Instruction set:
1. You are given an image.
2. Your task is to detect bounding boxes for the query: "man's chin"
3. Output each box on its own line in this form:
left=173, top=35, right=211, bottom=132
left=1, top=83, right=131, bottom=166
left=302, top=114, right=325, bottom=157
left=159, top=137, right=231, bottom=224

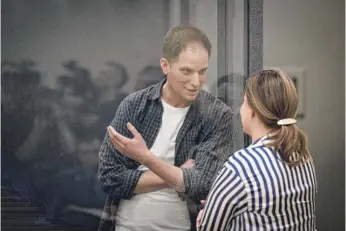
left=184, top=94, right=198, bottom=102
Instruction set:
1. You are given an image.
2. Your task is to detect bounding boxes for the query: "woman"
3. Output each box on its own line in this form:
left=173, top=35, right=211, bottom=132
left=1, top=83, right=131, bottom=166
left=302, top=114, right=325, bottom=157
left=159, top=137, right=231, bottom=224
left=197, top=69, right=317, bottom=230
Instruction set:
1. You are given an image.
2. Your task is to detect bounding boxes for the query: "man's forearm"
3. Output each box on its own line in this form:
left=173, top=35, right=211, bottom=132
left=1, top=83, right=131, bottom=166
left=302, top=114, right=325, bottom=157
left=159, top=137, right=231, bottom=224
left=134, top=171, right=170, bottom=194
left=144, top=153, right=185, bottom=192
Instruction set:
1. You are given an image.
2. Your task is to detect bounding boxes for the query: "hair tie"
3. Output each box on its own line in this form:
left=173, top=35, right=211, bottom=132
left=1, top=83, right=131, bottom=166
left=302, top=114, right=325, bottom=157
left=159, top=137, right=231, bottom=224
left=277, top=118, right=297, bottom=126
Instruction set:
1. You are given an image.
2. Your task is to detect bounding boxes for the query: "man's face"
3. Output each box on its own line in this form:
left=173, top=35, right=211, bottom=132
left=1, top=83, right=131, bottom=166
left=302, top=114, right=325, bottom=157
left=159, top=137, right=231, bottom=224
left=162, top=43, right=209, bottom=103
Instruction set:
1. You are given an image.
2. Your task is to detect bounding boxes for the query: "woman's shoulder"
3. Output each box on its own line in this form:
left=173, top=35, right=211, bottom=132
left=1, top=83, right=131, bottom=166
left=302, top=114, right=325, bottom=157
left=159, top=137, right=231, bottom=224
left=224, top=145, right=276, bottom=174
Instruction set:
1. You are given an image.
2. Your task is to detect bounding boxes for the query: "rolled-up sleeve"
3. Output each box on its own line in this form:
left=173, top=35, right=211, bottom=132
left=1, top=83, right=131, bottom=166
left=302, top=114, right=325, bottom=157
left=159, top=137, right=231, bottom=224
left=182, top=109, right=233, bottom=201
left=98, top=98, right=144, bottom=200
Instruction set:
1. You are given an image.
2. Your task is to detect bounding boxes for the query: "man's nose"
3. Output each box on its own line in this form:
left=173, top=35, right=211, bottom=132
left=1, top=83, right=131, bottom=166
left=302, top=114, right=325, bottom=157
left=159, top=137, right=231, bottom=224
left=190, top=73, right=200, bottom=88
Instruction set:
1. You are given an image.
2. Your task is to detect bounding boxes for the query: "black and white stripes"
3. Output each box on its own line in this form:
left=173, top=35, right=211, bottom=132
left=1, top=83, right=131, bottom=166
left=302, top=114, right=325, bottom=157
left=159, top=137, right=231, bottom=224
left=199, top=136, right=317, bottom=231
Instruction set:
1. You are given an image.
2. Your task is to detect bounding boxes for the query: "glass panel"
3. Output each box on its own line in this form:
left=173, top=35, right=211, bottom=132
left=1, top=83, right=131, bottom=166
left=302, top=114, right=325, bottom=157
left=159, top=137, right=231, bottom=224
left=184, top=0, right=246, bottom=152
left=1, top=0, right=248, bottom=229
left=2, top=0, right=169, bottom=229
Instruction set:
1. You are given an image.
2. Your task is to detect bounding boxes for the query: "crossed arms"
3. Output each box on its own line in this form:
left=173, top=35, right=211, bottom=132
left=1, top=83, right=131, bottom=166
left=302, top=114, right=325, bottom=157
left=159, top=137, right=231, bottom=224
left=98, top=98, right=233, bottom=202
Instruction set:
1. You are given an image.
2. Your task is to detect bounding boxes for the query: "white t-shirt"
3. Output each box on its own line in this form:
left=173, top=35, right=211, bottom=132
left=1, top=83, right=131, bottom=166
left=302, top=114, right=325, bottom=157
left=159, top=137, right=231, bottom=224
left=115, top=99, right=191, bottom=231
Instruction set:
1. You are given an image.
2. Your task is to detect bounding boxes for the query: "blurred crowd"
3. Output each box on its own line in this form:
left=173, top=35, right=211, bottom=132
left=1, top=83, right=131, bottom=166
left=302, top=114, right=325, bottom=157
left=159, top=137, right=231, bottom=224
left=1, top=60, right=164, bottom=227
left=1, top=59, right=241, bottom=228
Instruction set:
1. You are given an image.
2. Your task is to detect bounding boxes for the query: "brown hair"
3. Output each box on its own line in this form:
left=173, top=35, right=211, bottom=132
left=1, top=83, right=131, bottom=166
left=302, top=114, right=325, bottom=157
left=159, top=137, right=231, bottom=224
left=163, top=25, right=212, bottom=62
left=245, top=69, right=311, bottom=165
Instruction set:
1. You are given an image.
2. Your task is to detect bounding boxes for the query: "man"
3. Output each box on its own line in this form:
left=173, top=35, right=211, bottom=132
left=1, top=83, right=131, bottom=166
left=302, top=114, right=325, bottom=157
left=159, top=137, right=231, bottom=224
left=98, top=25, right=233, bottom=231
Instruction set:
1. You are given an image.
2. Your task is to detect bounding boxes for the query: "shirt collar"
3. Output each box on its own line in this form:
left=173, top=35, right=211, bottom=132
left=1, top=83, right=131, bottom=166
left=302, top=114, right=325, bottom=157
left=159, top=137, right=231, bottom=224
left=148, top=77, right=166, bottom=100
left=250, top=135, right=269, bottom=148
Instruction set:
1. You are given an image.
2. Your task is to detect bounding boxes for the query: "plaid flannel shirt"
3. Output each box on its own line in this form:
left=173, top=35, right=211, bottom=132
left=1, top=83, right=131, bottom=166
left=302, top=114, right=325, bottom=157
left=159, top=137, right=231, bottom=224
left=98, top=78, right=233, bottom=231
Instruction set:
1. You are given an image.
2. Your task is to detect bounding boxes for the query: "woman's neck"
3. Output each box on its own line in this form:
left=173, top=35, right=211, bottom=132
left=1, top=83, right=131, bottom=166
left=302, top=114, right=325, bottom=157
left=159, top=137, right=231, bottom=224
left=250, top=124, right=272, bottom=143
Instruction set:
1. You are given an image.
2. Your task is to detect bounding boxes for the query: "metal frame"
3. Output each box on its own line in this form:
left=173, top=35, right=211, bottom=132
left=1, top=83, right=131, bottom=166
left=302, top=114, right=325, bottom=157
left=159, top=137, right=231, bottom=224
left=217, top=0, right=228, bottom=79
left=244, top=0, right=263, bottom=146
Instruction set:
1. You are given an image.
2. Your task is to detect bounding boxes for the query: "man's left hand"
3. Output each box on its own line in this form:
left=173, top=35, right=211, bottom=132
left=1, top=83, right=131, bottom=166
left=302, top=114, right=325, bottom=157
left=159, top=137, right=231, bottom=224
left=107, top=122, right=151, bottom=164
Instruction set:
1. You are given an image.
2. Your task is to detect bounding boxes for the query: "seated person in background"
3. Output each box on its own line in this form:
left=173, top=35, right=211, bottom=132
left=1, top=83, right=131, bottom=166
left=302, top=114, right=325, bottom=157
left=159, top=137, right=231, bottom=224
left=197, top=69, right=317, bottom=231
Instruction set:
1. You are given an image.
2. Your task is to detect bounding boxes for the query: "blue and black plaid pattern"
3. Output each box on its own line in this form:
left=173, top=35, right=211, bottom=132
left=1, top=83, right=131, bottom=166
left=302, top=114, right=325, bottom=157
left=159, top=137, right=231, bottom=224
left=98, top=78, right=233, bottom=231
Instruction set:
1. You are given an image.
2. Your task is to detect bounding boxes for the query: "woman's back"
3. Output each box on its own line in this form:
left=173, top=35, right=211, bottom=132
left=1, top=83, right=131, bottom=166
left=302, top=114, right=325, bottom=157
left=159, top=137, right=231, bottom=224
left=225, top=137, right=317, bottom=230
left=199, top=137, right=317, bottom=231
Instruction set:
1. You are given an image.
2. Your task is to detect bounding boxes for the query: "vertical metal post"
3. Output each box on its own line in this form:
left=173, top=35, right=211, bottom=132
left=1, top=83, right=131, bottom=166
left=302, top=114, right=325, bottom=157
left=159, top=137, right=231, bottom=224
left=244, top=0, right=263, bottom=146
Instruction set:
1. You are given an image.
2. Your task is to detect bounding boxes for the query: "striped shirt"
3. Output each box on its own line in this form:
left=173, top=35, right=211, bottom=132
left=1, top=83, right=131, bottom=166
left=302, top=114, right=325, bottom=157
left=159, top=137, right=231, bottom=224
left=199, top=136, right=317, bottom=231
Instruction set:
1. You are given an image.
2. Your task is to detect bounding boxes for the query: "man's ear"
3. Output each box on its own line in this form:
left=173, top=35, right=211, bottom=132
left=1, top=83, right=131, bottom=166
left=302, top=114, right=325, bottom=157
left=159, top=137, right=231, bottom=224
left=160, top=58, right=170, bottom=75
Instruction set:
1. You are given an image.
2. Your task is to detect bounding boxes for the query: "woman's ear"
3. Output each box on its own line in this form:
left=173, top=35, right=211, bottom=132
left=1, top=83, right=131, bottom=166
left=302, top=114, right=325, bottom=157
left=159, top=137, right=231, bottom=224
left=250, top=109, right=256, bottom=120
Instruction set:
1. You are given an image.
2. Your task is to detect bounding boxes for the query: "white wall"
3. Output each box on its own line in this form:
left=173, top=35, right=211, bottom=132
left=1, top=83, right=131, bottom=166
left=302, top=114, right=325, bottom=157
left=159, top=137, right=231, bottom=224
left=263, top=0, right=345, bottom=230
